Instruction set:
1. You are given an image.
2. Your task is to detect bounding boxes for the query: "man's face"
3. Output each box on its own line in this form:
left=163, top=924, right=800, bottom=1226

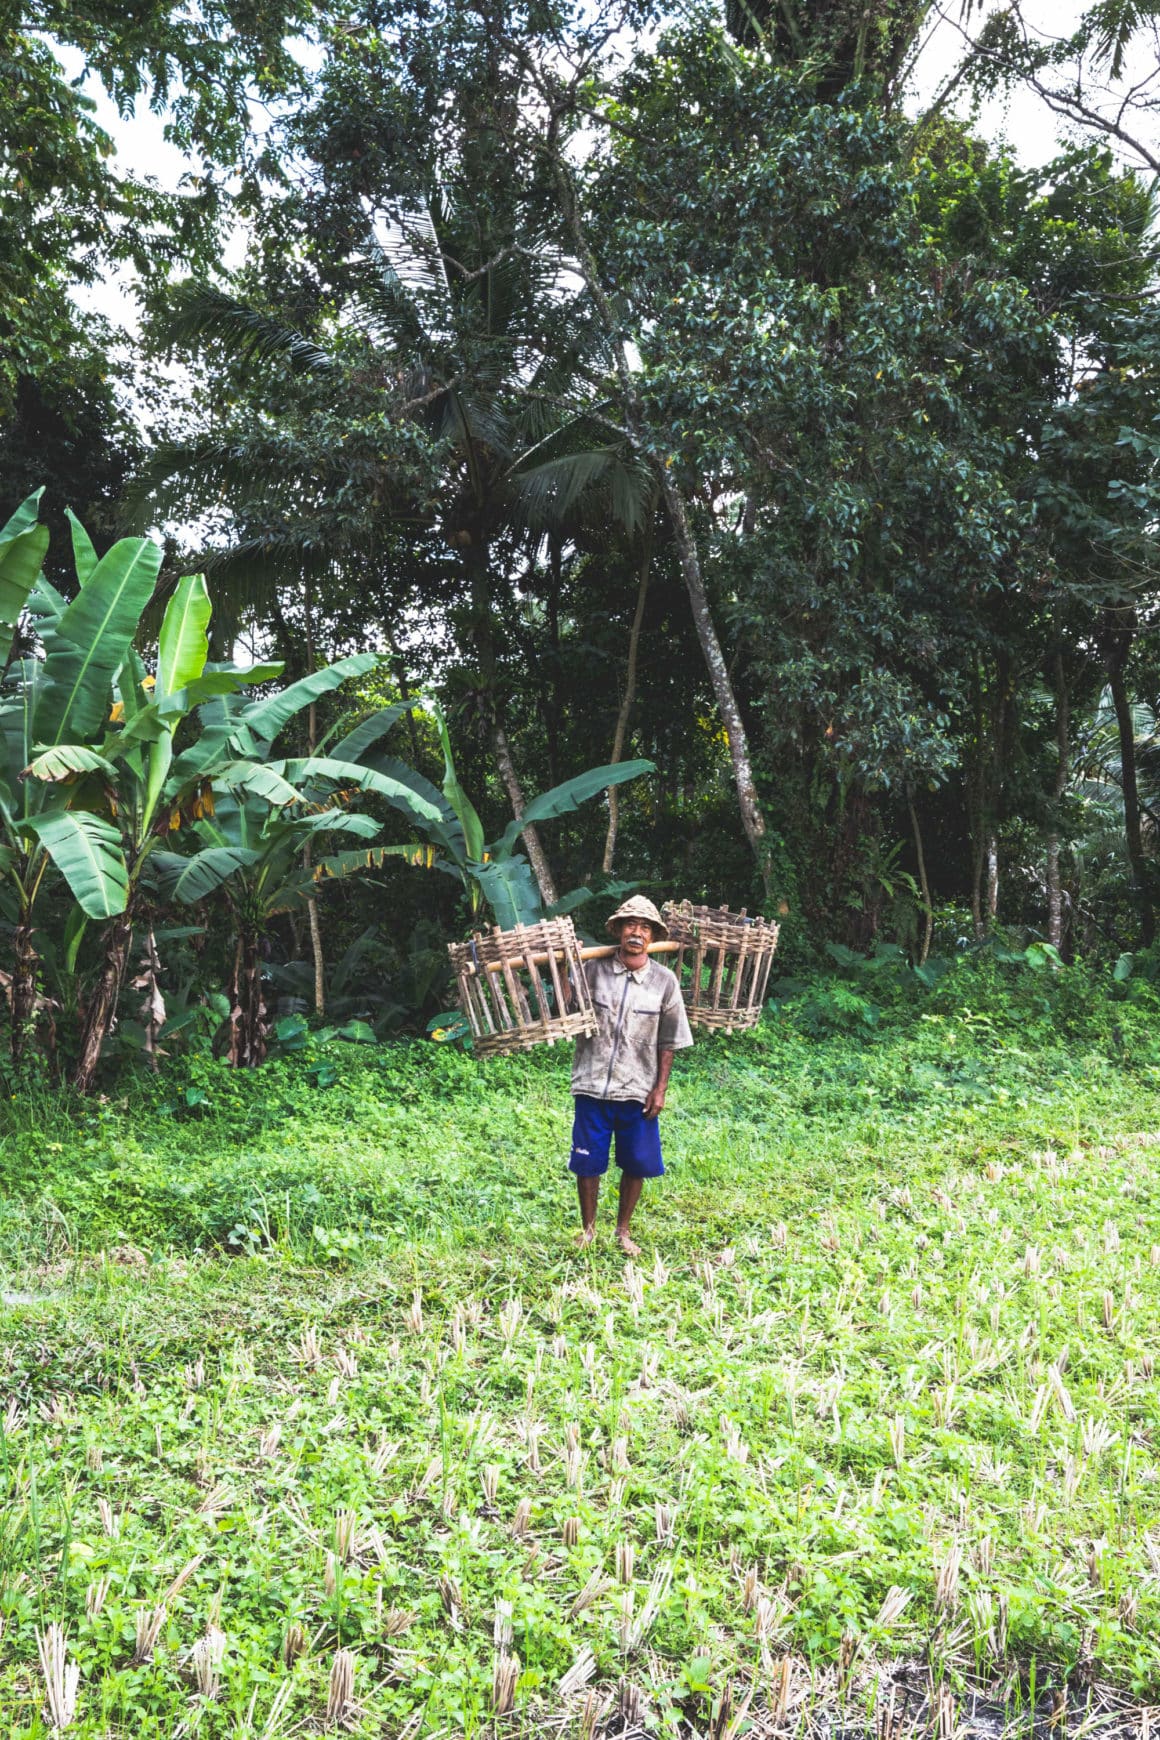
left=617, top=917, right=653, bottom=959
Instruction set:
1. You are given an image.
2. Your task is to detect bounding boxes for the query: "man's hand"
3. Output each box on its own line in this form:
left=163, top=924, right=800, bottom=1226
left=643, top=1085, right=665, bottom=1120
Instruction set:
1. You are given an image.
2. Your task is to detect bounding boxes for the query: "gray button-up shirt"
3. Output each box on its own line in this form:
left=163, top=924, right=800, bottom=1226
left=571, top=955, right=694, bottom=1103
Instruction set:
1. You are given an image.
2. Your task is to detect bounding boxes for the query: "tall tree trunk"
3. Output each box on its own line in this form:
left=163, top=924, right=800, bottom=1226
left=548, top=136, right=770, bottom=893
left=658, top=471, right=768, bottom=887
left=1044, top=840, right=1062, bottom=948
left=386, top=625, right=423, bottom=765
left=603, top=518, right=654, bottom=876
left=1106, top=636, right=1155, bottom=946
left=907, top=792, right=933, bottom=966
left=492, top=721, right=559, bottom=906
left=544, top=536, right=563, bottom=789
left=226, top=926, right=268, bottom=1068
left=302, top=573, right=326, bottom=1015
left=134, top=927, right=166, bottom=1072
left=1046, top=651, right=1070, bottom=948
left=985, top=833, right=999, bottom=923
left=970, top=839, right=985, bottom=940
left=72, top=910, right=135, bottom=1094
left=466, top=542, right=558, bottom=908
left=306, top=895, right=325, bottom=1016
left=967, top=666, right=987, bottom=940
left=984, top=652, right=1016, bottom=930
left=968, top=661, right=1011, bottom=939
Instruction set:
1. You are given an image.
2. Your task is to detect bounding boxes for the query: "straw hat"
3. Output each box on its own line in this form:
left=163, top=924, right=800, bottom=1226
left=606, top=895, right=669, bottom=940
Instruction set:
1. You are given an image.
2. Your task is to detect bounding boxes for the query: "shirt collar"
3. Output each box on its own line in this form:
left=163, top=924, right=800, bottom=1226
left=611, top=954, right=650, bottom=983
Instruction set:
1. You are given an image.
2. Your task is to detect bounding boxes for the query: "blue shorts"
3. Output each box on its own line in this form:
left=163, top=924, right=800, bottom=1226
left=569, top=1094, right=664, bottom=1179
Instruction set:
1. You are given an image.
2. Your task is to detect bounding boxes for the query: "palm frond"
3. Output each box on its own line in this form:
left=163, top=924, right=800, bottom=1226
left=509, top=448, right=619, bottom=524
left=508, top=435, right=654, bottom=537
left=163, top=282, right=338, bottom=375
left=365, top=200, right=455, bottom=325
left=131, top=434, right=353, bottom=526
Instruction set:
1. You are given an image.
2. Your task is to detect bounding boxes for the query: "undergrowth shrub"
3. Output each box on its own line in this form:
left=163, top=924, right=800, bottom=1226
left=0, top=956, right=1156, bottom=1266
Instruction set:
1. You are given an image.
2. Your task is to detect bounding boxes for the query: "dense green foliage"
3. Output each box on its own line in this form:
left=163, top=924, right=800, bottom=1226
left=0, top=498, right=663, bottom=1077
left=2, top=985, right=1160, bottom=1729
left=0, top=2, right=1158, bottom=1072
left=4, top=12, right=1160, bottom=1731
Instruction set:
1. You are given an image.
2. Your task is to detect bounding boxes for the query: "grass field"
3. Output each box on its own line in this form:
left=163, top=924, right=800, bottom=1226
left=3, top=977, right=1160, bottom=1736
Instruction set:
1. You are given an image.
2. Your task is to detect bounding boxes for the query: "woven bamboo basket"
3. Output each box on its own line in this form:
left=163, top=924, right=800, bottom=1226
left=448, top=917, right=598, bottom=1059
left=661, top=900, right=780, bottom=1034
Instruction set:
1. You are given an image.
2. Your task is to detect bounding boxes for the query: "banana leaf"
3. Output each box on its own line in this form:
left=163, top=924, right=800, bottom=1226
left=280, top=810, right=382, bottom=840
left=325, top=699, right=423, bottom=764
left=493, top=758, right=655, bottom=858
left=25, top=810, right=129, bottom=919
left=153, top=845, right=262, bottom=902
left=0, top=490, right=43, bottom=545
left=361, top=753, right=464, bottom=857
left=0, top=517, right=49, bottom=668
left=216, top=760, right=304, bottom=807
left=312, top=842, right=447, bottom=884
left=156, top=573, right=211, bottom=702
left=0, top=659, right=53, bottom=821
left=23, top=744, right=119, bottom=782
left=64, top=508, right=99, bottom=585
left=429, top=701, right=485, bottom=862
left=471, top=854, right=542, bottom=928
left=33, top=535, right=163, bottom=746
left=239, top=653, right=380, bottom=745
left=158, top=663, right=283, bottom=718
left=547, top=878, right=641, bottom=918
left=281, top=757, right=448, bottom=829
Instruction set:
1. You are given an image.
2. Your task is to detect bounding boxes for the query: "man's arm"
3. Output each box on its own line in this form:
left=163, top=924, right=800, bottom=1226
left=643, top=1047, right=674, bottom=1119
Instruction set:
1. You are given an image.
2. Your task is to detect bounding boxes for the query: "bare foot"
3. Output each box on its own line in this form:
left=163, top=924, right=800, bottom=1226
left=575, top=1226, right=596, bottom=1249
left=616, top=1229, right=641, bottom=1257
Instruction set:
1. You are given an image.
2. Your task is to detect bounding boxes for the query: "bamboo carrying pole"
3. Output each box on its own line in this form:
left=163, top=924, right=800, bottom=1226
left=448, top=905, right=779, bottom=1052
left=465, top=940, right=679, bottom=978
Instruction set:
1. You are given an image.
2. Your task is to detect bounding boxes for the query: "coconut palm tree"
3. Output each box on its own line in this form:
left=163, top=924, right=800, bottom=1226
left=140, top=192, right=651, bottom=910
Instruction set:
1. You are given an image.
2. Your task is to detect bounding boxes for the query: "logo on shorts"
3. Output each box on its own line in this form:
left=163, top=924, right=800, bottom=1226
left=573, top=1147, right=589, bottom=1156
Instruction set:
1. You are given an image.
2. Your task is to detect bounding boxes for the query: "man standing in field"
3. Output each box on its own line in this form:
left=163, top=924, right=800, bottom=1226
left=568, top=896, right=693, bottom=1254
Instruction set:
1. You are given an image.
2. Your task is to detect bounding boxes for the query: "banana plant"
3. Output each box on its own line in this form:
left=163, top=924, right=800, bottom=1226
left=0, top=497, right=165, bottom=1067
left=317, top=698, right=655, bottom=929
left=153, top=683, right=451, bottom=1066
left=23, top=564, right=291, bottom=1089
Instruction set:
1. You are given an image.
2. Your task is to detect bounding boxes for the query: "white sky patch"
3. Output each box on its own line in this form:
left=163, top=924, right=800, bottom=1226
left=905, top=0, right=1159, bottom=167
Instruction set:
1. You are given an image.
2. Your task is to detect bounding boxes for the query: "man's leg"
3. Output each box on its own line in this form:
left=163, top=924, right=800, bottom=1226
left=570, top=1096, right=611, bottom=1247
left=612, top=1101, right=663, bottom=1255
left=576, top=1175, right=600, bottom=1247
left=616, top=1173, right=644, bottom=1255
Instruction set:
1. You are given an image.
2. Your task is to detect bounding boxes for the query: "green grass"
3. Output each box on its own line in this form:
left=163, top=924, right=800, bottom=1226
left=2, top=987, right=1160, bottom=1735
